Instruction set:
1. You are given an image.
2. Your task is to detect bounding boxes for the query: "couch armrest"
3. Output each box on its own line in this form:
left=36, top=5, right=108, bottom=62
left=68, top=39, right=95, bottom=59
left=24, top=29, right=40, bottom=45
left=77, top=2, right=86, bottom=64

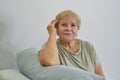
left=0, top=69, right=30, bottom=80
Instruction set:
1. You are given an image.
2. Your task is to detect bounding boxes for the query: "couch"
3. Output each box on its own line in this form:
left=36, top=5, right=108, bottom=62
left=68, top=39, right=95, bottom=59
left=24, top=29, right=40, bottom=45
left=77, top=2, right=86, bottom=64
left=0, top=48, right=104, bottom=80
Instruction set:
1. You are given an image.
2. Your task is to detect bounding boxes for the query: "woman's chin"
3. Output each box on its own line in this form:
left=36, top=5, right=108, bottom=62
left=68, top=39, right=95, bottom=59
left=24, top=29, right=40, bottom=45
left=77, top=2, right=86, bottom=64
left=62, top=38, right=74, bottom=42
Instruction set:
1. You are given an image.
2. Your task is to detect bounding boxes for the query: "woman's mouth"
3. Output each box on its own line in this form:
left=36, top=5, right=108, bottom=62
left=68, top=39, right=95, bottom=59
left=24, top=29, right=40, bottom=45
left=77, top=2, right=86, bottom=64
left=64, top=33, right=72, bottom=36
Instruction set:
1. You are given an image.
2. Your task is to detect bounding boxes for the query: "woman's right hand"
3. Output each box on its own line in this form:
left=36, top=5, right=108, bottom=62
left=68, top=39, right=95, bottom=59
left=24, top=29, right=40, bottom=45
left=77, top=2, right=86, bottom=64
left=47, top=20, right=58, bottom=36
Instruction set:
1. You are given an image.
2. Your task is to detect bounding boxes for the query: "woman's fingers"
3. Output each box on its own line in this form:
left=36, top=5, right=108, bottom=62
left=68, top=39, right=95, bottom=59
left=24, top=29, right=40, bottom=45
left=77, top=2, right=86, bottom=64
left=47, top=20, right=58, bottom=35
left=49, top=20, right=57, bottom=28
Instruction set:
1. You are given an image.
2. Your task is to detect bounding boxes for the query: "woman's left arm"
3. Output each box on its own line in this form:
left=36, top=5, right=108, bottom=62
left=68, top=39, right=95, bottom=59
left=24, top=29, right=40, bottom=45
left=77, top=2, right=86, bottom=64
left=94, top=64, right=105, bottom=78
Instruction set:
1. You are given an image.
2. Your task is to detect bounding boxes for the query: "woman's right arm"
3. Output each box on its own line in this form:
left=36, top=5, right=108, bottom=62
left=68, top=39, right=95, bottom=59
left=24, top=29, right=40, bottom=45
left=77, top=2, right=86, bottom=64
left=38, top=20, right=60, bottom=66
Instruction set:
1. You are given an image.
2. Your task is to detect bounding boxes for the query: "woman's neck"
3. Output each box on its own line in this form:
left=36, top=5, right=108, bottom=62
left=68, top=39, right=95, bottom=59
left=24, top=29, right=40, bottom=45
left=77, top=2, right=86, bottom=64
left=58, top=38, right=79, bottom=53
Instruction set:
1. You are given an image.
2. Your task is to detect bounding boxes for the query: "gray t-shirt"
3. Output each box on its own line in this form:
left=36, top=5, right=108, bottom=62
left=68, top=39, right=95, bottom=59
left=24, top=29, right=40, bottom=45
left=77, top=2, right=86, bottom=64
left=40, top=39, right=100, bottom=73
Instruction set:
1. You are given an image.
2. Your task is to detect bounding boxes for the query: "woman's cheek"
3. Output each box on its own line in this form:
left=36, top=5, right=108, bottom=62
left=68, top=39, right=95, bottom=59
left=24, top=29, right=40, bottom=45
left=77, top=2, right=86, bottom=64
left=57, top=27, right=63, bottom=34
left=57, top=29, right=62, bottom=36
left=74, top=29, right=78, bottom=35
left=58, top=31, right=63, bottom=36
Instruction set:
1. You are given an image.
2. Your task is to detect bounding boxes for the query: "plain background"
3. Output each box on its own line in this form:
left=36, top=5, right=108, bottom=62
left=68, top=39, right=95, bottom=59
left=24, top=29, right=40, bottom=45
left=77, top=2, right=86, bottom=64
left=0, top=0, right=120, bottom=80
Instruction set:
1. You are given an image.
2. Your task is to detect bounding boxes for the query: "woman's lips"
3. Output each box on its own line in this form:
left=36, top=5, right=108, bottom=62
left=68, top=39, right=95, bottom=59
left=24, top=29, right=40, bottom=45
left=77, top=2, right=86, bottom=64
left=64, top=33, right=72, bottom=36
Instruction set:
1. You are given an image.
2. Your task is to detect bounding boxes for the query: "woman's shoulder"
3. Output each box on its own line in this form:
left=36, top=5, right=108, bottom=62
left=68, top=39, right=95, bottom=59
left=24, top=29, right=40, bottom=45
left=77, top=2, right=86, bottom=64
left=78, top=39, right=94, bottom=48
left=78, top=39, right=91, bottom=45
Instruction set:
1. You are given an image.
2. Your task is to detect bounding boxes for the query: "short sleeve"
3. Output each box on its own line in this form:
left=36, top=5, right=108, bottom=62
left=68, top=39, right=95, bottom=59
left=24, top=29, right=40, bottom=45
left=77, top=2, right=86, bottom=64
left=89, top=43, right=100, bottom=66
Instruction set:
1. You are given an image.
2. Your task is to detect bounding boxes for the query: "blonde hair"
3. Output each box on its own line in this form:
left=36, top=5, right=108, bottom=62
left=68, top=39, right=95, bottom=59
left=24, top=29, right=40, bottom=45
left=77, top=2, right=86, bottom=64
left=55, top=10, right=81, bottom=29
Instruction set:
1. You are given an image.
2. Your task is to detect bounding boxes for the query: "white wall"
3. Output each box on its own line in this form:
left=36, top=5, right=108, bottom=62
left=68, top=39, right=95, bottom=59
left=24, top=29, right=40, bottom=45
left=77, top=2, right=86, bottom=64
left=0, top=0, right=120, bottom=80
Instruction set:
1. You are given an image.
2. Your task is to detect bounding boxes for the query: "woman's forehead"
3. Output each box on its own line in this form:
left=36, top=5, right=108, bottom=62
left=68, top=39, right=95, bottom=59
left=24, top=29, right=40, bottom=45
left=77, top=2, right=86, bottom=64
left=59, top=17, right=77, bottom=22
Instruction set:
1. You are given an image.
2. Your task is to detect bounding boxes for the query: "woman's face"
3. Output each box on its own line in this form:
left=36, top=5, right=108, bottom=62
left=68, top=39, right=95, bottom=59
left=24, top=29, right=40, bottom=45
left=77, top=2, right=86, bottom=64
left=57, top=17, right=78, bottom=42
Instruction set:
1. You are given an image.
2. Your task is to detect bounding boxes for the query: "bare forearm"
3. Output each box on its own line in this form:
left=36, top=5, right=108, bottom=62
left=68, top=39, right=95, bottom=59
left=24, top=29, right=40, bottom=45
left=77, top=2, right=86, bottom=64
left=95, top=64, right=105, bottom=78
left=39, top=33, right=60, bottom=66
left=47, top=33, right=57, bottom=51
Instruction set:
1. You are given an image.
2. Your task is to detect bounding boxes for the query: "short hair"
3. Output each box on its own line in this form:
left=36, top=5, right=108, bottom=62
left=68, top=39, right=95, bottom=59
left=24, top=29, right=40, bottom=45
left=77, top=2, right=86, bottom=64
left=55, top=10, right=81, bottom=29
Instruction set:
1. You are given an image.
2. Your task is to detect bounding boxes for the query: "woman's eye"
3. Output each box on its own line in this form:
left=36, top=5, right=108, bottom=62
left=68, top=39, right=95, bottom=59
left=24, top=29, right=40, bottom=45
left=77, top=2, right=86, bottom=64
left=71, top=24, right=76, bottom=27
left=62, top=24, right=67, bottom=26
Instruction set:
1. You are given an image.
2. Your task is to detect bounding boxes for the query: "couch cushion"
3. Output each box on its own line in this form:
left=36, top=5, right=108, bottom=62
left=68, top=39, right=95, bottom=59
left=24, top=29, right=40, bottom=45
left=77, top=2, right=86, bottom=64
left=0, top=69, right=30, bottom=80
left=17, top=48, right=104, bottom=80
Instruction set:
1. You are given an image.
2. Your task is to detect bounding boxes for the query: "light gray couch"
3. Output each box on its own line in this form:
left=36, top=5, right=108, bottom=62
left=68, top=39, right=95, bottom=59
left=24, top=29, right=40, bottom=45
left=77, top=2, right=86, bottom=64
left=0, top=69, right=30, bottom=80
left=0, top=48, right=104, bottom=80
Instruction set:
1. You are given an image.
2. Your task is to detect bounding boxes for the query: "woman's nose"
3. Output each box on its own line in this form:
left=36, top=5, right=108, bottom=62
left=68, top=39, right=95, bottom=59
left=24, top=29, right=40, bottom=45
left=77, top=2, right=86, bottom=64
left=66, top=26, right=72, bottom=30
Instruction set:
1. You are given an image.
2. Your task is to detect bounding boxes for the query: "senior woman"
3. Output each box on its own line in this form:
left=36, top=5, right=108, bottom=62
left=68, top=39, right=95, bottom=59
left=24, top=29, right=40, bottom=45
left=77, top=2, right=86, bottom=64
left=38, top=10, right=105, bottom=78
